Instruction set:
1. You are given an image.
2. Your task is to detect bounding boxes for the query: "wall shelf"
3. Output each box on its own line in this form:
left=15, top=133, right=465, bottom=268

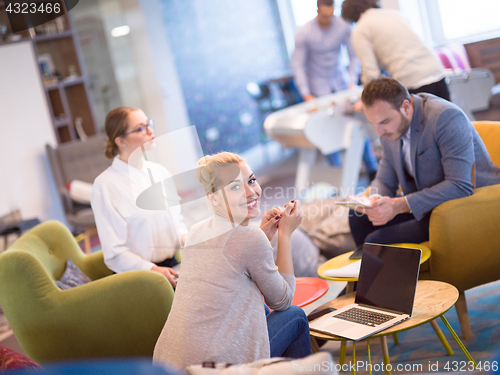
left=54, top=118, right=70, bottom=128
left=45, top=76, right=86, bottom=90
left=34, top=31, right=73, bottom=42
left=0, top=1, right=98, bottom=143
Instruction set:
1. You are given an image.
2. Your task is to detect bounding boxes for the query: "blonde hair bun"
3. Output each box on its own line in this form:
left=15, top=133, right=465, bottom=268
left=196, top=152, right=244, bottom=193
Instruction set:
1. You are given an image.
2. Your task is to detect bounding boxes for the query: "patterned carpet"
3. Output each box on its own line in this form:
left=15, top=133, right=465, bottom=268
left=303, top=279, right=500, bottom=374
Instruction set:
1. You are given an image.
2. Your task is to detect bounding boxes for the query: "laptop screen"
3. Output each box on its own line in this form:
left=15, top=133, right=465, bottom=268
left=354, top=243, right=421, bottom=315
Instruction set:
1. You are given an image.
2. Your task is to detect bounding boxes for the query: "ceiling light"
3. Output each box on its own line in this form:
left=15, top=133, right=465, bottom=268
left=111, top=25, right=130, bottom=37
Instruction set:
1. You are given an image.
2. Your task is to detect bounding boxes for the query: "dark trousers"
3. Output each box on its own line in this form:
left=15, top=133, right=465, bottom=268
left=409, top=78, right=450, bottom=101
left=154, top=256, right=179, bottom=268
left=349, top=210, right=430, bottom=247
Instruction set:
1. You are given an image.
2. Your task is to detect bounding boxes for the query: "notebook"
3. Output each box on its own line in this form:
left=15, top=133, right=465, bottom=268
left=309, top=243, right=421, bottom=341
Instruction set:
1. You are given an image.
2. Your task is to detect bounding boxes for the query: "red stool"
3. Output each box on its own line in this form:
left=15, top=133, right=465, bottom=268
left=292, top=277, right=329, bottom=308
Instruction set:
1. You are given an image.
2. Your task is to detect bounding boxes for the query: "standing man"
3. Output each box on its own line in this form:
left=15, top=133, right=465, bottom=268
left=292, top=0, right=358, bottom=101
left=349, top=78, right=500, bottom=246
left=342, top=0, right=450, bottom=100
left=292, top=0, right=378, bottom=178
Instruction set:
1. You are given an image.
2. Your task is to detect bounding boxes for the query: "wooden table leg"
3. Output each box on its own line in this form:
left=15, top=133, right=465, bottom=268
left=346, top=282, right=355, bottom=294
left=83, top=232, right=91, bottom=254
left=367, top=338, right=372, bottom=375
left=380, top=336, right=391, bottom=375
left=82, top=226, right=97, bottom=254
left=455, top=292, right=472, bottom=340
left=339, top=340, right=347, bottom=366
left=430, top=319, right=454, bottom=355
left=352, top=341, right=356, bottom=375
left=440, top=315, right=477, bottom=366
left=392, top=333, right=399, bottom=345
left=310, top=336, right=320, bottom=353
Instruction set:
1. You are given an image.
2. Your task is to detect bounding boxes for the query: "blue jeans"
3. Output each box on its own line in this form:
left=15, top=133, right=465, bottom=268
left=265, top=304, right=311, bottom=358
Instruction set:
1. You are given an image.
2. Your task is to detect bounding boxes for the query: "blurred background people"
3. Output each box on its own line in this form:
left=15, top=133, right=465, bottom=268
left=292, top=0, right=357, bottom=102
left=342, top=0, right=450, bottom=100
left=292, top=0, right=377, bottom=179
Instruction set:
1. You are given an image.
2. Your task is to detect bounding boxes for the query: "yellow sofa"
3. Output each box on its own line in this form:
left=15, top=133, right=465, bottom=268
left=0, top=220, right=174, bottom=363
left=419, top=121, right=500, bottom=340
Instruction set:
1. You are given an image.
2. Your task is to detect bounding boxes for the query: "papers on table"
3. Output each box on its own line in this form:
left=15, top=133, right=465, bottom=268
left=336, top=195, right=372, bottom=210
left=324, top=260, right=361, bottom=278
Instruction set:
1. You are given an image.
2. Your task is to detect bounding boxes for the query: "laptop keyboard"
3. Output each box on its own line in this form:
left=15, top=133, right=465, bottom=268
left=334, top=307, right=395, bottom=327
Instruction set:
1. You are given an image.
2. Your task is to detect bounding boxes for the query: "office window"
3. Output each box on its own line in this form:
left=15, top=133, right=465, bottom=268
left=425, top=0, right=500, bottom=44
left=290, top=0, right=317, bottom=28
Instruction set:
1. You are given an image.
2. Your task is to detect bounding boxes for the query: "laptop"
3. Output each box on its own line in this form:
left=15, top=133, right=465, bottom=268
left=309, top=243, right=421, bottom=341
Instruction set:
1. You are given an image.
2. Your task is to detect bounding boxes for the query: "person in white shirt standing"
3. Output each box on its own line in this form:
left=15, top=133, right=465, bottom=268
left=341, top=0, right=450, bottom=101
left=91, top=106, right=187, bottom=288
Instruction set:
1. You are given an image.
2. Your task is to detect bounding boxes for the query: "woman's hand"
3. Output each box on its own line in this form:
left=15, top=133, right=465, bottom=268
left=278, top=200, right=303, bottom=237
left=151, top=265, right=178, bottom=288
left=260, top=206, right=283, bottom=241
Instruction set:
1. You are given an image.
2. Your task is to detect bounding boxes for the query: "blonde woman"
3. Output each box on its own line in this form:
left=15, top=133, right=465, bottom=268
left=91, top=106, right=187, bottom=288
left=153, top=152, right=311, bottom=368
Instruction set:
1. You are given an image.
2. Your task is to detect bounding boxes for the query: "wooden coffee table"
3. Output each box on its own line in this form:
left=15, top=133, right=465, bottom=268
left=310, top=280, right=476, bottom=375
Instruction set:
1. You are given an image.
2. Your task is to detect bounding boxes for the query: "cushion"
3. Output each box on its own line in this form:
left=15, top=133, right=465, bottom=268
left=55, top=259, right=92, bottom=290
left=0, top=344, right=41, bottom=371
left=66, top=179, right=93, bottom=204
left=299, top=197, right=356, bottom=259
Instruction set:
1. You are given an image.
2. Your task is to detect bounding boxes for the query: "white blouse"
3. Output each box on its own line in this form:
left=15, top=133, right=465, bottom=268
left=91, top=156, right=187, bottom=273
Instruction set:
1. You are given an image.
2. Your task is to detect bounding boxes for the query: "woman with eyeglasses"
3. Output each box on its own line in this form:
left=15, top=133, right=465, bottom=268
left=91, top=106, right=187, bottom=288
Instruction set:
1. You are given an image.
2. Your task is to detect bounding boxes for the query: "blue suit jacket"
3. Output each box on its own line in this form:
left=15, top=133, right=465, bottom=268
left=371, top=94, right=500, bottom=221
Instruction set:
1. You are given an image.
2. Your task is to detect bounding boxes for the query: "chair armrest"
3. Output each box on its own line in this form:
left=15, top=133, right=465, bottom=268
left=59, top=188, right=74, bottom=214
left=79, top=251, right=114, bottom=280
left=10, top=268, right=173, bottom=363
left=427, top=184, right=500, bottom=291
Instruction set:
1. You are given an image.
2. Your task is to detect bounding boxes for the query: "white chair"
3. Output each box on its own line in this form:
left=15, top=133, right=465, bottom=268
left=435, top=43, right=496, bottom=120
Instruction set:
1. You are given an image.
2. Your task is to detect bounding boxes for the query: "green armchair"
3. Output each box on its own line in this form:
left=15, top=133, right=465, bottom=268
left=0, top=220, right=174, bottom=364
left=419, top=121, right=500, bottom=340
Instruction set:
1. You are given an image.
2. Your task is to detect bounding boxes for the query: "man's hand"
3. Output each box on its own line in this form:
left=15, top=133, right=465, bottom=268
left=357, top=196, right=410, bottom=226
left=303, top=94, right=316, bottom=102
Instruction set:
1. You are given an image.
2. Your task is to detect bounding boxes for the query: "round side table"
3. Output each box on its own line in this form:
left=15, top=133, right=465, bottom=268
left=310, top=280, right=476, bottom=375
left=318, top=243, right=431, bottom=293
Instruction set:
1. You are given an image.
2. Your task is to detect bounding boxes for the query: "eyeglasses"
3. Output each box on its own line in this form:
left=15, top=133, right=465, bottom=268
left=121, top=119, right=154, bottom=137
